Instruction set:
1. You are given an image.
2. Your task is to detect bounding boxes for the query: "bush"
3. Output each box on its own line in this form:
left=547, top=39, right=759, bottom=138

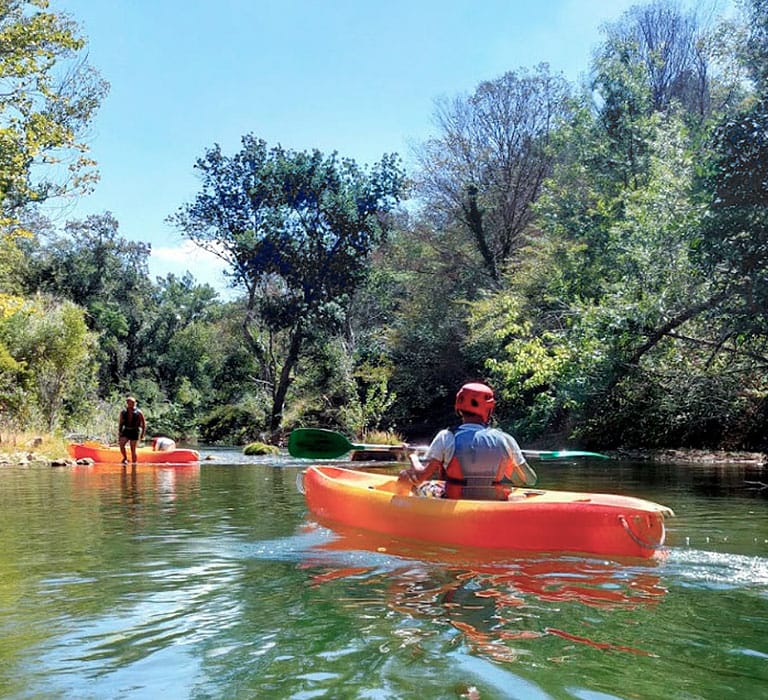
left=199, top=405, right=265, bottom=445
left=243, top=441, right=279, bottom=456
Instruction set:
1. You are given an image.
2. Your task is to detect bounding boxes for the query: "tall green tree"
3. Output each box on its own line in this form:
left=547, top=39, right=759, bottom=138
left=458, top=2, right=757, bottom=447
left=21, top=213, right=154, bottom=391
left=469, top=112, right=714, bottom=443
left=739, top=0, right=768, bottom=91
left=170, top=135, right=406, bottom=435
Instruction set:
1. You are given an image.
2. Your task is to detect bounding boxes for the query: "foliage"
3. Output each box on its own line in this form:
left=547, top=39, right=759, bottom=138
left=0, top=0, right=107, bottom=218
left=243, top=441, right=279, bottom=456
left=198, top=403, right=268, bottom=446
left=21, top=213, right=154, bottom=390
left=695, top=99, right=768, bottom=331
left=469, top=94, right=721, bottom=445
left=414, top=63, right=573, bottom=283
left=0, top=294, right=98, bottom=431
left=739, top=0, right=768, bottom=92
left=171, top=135, right=406, bottom=435
left=451, top=2, right=768, bottom=448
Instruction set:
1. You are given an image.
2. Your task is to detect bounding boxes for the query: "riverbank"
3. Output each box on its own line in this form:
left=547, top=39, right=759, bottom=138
left=1, top=430, right=767, bottom=467
left=0, top=433, right=70, bottom=466
left=609, top=448, right=767, bottom=465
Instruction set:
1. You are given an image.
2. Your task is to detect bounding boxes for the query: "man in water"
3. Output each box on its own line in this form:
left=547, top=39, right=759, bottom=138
left=118, top=396, right=146, bottom=464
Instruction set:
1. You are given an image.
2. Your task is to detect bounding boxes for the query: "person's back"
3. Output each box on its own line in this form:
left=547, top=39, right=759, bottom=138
left=152, top=436, right=176, bottom=452
left=448, top=423, right=514, bottom=499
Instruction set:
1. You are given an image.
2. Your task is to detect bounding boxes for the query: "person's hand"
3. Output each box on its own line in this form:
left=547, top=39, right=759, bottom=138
left=398, top=467, right=418, bottom=484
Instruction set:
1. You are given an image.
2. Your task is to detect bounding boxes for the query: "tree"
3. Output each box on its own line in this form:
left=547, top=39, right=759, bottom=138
left=0, top=295, right=97, bottom=430
left=170, top=135, right=406, bottom=435
left=0, top=0, right=108, bottom=220
left=739, top=0, right=768, bottom=92
left=595, top=1, right=727, bottom=121
left=21, top=213, right=154, bottom=390
left=468, top=111, right=715, bottom=443
left=695, top=97, right=768, bottom=335
left=145, top=272, right=219, bottom=394
left=415, top=64, right=573, bottom=284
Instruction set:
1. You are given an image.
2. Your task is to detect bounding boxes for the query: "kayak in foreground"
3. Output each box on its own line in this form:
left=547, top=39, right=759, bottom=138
left=300, top=465, right=674, bottom=560
left=68, top=442, right=200, bottom=464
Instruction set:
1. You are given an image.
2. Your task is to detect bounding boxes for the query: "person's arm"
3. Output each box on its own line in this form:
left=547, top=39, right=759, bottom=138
left=139, top=412, right=146, bottom=440
left=398, top=430, right=450, bottom=485
left=501, top=433, right=538, bottom=486
left=399, top=455, right=442, bottom=485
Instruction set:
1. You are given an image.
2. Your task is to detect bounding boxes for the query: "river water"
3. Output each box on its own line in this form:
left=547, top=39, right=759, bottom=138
left=0, top=449, right=766, bottom=699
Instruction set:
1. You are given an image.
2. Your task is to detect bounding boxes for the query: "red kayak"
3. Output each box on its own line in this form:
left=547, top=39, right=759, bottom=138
left=301, top=465, right=674, bottom=559
left=68, top=442, right=200, bottom=464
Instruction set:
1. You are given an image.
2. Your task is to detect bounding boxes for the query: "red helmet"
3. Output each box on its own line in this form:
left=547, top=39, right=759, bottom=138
left=455, top=382, right=495, bottom=422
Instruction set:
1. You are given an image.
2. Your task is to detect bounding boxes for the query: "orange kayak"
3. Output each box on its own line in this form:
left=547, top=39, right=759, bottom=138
left=301, top=465, right=674, bottom=559
left=68, top=442, right=200, bottom=464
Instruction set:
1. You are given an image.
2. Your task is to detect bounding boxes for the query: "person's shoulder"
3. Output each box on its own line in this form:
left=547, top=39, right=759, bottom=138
left=486, top=426, right=514, bottom=440
left=429, top=428, right=453, bottom=445
left=434, top=427, right=455, bottom=439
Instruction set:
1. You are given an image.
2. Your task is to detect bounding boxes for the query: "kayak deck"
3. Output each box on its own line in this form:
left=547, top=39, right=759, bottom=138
left=301, top=465, right=673, bottom=559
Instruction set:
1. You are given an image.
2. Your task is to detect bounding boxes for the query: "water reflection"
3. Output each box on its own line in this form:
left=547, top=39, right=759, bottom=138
left=298, top=523, right=667, bottom=663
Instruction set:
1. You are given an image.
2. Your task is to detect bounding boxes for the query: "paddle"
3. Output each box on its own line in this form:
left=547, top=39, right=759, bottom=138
left=287, top=428, right=609, bottom=461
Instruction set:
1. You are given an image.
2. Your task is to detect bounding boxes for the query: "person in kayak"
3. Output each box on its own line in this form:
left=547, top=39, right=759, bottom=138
left=118, top=396, right=146, bottom=464
left=152, top=436, right=177, bottom=452
left=398, top=382, right=537, bottom=499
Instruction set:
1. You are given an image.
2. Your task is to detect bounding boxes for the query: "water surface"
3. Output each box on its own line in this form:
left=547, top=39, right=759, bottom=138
left=0, top=450, right=766, bottom=699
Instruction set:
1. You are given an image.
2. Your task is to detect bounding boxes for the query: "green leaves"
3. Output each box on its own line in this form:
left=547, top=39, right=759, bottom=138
left=0, top=295, right=98, bottom=430
left=0, top=1, right=107, bottom=216
left=172, top=135, right=406, bottom=432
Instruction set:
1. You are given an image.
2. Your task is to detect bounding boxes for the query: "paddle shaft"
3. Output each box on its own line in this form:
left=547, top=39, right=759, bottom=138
left=287, top=428, right=609, bottom=461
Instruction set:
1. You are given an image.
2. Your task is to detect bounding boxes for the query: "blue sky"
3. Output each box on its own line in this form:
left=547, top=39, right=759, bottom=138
left=49, top=0, right=726, bottom=295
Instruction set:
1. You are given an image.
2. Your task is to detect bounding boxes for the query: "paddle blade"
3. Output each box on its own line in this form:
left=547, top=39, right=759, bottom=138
left=288, top=428, right=355, bottom=459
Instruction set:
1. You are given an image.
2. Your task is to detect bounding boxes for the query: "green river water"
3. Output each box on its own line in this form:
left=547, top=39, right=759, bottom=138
left=0, top=449, right=766, bottom=699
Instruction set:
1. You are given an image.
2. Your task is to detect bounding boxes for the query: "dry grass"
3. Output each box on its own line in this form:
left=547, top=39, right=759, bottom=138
left=0, top=431, right=70, bottom=461
left=361, top=429, right=405, bottom=446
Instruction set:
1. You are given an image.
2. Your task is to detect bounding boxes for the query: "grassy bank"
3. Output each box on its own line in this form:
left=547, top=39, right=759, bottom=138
left=0, top=432, right=70, bottom=463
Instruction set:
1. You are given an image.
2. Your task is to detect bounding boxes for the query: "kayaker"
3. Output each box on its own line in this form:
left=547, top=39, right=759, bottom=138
left=118, top=396, right=146, bottom=464
left=398, top=382, right=537, bottom=499
left=152, top=436, right=176, bottom=452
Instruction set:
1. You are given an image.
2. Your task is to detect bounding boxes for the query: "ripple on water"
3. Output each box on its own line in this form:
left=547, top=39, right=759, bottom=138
left=664, top=548, right=768, bottom=590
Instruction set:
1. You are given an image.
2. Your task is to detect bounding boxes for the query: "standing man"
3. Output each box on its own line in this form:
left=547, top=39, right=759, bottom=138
left=118, top=396, right=146, bottom=464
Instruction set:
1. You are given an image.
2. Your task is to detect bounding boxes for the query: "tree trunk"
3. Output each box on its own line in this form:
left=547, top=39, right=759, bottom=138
left=269, top=328, right=303, bottom=439
left=463, top=185, right=498, bottom=281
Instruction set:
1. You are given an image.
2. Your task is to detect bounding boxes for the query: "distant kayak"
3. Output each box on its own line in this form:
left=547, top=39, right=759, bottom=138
left=68, top=442, right=200, bottom=464
left=300, top=465, right=674, bottom=559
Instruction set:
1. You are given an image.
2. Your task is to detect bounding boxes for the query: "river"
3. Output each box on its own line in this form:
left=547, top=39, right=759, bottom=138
left=0, top=449, right=766, bottom=699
